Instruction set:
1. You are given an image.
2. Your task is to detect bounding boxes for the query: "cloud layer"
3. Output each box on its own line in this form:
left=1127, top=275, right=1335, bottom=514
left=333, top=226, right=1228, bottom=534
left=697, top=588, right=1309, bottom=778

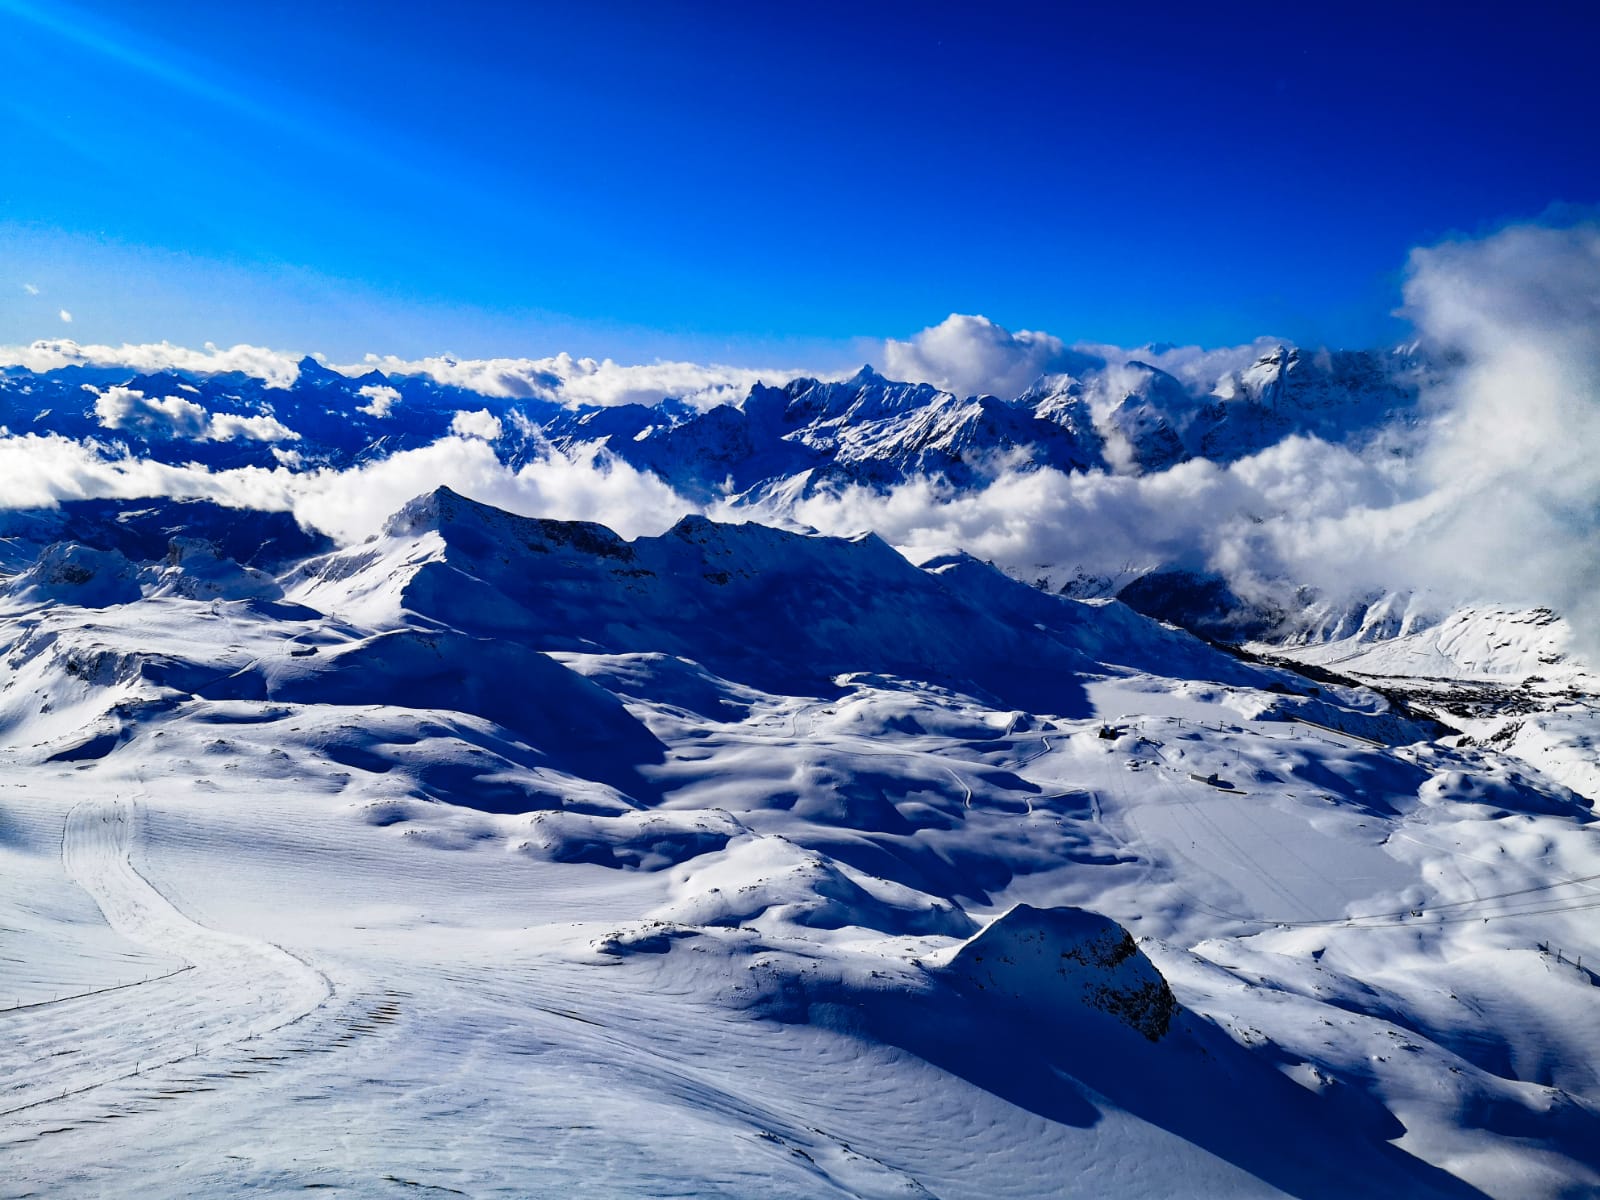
left=2, top=339, right=306, bottom=387
left=0, top=339, right=820, bottom=411
left=0, top=432, right=690, bottom=545
left=348, top=350, right=808, bottom=410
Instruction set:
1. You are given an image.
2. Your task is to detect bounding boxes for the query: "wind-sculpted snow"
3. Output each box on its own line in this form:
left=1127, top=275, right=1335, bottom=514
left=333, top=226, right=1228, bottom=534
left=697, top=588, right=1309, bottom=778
left=269, top=628, right=668, bottom=796
left=3, top=489, right=1600, bottom=1198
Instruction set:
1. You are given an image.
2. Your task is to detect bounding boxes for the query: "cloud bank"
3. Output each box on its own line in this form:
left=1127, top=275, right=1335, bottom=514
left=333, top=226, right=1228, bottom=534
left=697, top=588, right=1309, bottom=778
left=0, top=433, right=690, bottom=545
left=349, top=350, right=807, bottom=410
left=0, top=339, right=819, bottom=411
left=2, top=339, right=305, bottom=388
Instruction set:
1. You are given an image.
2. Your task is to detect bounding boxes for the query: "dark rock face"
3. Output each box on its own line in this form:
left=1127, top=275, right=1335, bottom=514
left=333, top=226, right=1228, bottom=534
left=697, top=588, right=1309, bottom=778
left=1117, top=568, right=1283, bottom=642
left=936, top=903, right=1178, bottom=1042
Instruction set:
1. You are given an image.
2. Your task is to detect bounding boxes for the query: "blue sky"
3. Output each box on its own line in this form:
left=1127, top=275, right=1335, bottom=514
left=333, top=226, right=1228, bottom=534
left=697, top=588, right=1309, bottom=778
left=2, top=0, right=1596, bottom=363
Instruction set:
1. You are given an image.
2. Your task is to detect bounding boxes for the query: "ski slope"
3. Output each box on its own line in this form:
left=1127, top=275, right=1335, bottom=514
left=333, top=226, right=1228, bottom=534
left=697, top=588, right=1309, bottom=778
left=2, top=792, right=326, bottom=1120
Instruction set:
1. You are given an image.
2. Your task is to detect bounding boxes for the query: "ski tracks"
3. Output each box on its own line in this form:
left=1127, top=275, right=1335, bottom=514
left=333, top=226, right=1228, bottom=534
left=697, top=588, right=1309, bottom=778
left=0, top=796, right=331, bottom=1118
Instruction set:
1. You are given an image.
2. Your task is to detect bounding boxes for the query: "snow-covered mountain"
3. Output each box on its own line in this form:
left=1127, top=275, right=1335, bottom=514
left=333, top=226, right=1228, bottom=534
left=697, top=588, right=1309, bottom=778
left=0, top=341, right=1424, bottom=486
left=3, top=485, right=1598, bottom=1197
left=0, top=341, right=1441, bottom=649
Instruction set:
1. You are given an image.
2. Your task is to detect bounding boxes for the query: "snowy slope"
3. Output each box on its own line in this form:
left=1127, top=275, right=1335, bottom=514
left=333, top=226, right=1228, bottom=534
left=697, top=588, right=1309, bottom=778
left=1262, top=603, right=1600, bottom=805
left=1, top=489, right=1597, bottom=1198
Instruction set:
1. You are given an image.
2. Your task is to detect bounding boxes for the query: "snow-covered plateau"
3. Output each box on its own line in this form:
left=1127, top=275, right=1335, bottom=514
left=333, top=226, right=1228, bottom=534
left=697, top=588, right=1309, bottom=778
left=1, top=474, right=1597, bottom=1199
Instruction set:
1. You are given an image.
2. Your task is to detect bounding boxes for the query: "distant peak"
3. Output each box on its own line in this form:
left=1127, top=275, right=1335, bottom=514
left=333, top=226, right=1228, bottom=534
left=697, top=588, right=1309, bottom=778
left=668, top=512, right=721, bottom=540
left=381, top=485, right=484, bottom=536
left=381, top=486, right=634, bottom=559
left=414, top=484, right=467, bottom=509
left=847, top=364, right=886, bottom=386
left=294, top=355, right=342, bottom=383
left=918, top=549, right=990, bottom=573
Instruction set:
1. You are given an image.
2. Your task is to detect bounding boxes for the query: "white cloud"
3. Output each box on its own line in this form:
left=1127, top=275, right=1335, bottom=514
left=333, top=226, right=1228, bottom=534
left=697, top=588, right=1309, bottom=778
left=0, top=433, right=299, bottom=513
left=347, top=350, right=812, bottom=410
left=203, top=411, right=300, bottom=443
left=89, top=385, right=299, bottom=443
left=1394, top=218, right=1600, bottom=649
left=880, top=314, right=1098, bottom=399
left=0, top=339, right=818, bottom=409
left=356, top=383, right=401, bottom=418
left=0, top=339, right=305, bottom=388
left=289, top=439, right=690, bottom=544
left=726, top=435, right=1406, bottom=602
left=542, top=355, right=779, bottom=410
left=449, top=409, right=503, bottom=440
left=58, top=310, right=72, bottom=324
left=22, top=283, right=39, bottom=296
left=0, top=431, right=692, bottom=546
left=93, top=385, right=210, bottom=439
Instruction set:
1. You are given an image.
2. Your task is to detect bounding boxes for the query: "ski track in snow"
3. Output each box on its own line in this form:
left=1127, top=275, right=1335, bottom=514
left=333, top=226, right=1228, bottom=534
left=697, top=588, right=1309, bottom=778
left=0, top=794, right=330, bottom=1119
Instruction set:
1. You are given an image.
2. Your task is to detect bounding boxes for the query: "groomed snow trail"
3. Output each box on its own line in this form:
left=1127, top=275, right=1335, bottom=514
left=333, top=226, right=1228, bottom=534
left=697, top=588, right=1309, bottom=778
left=0, top=796, right=329, bottom=1117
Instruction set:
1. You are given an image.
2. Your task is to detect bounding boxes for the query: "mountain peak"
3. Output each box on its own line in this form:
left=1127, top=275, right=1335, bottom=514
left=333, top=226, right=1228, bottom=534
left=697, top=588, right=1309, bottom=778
left=380, top=487, right=634, bottom=560
left=294, top=355, right=343, bottom=385
left=381, top=485, right=496, bottom=538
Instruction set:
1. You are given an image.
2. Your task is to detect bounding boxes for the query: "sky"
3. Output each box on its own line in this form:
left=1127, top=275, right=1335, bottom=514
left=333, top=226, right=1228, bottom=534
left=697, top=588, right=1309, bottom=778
left=2, top=0, right=1598, bottom=362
